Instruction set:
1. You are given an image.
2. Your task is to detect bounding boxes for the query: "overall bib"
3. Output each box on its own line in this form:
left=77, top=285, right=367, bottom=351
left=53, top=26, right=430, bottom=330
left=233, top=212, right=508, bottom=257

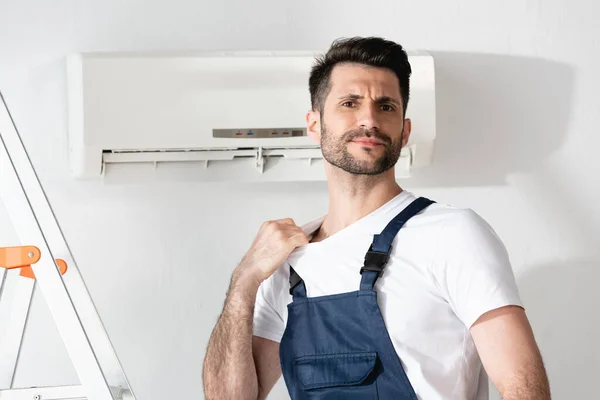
left=279, top=197, right=435, bottom=399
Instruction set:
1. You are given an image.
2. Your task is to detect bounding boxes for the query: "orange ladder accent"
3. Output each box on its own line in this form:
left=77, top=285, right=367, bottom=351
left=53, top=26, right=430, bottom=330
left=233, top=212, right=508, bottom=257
left=0, top=245, right=68, bottom=279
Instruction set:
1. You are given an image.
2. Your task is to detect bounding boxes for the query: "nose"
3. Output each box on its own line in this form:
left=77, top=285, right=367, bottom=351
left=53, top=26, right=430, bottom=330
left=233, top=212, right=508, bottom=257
left=356, top=103, right=380, bottom=131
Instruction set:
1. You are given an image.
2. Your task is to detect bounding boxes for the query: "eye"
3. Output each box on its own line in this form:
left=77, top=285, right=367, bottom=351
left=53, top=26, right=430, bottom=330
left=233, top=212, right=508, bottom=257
left=341, top=101, right=356, bottom=107
left=380, top=104, right=395, bottom=112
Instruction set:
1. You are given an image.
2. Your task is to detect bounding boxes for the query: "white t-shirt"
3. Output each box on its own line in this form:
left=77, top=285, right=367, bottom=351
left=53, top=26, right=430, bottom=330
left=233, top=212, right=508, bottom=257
left=253, top=190, right=523, bottom=400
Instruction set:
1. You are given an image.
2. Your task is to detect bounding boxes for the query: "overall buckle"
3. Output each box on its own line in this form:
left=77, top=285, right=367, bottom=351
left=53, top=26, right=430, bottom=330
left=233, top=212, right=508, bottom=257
left=289, top=267, right=302, bottom=295
left=360, top=246, right=391, bottom=277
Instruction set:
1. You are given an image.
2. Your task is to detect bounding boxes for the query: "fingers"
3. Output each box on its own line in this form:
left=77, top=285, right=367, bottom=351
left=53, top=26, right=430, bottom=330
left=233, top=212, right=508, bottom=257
left=260, top=218, right=296, bottom=231
left=272, top=220, right=309, bottom=247
left=260, top=217, right=309, bottom=247
left=275, top=217, right=296, bottom=226
left=290, top=230, right=310, bottom=247
left=283, top=225, right=310, bottom=246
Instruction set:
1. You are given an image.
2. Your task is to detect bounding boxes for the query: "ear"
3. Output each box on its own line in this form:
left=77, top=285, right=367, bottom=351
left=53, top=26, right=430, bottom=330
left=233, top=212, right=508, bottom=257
left=401, top=118, right=412, bottom=148
left=306, top=109, right=321, bottom=144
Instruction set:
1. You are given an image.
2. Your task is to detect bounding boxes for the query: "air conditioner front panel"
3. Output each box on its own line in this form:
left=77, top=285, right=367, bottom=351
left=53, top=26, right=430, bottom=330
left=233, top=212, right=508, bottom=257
left=81, top=55, right=314, bottom=150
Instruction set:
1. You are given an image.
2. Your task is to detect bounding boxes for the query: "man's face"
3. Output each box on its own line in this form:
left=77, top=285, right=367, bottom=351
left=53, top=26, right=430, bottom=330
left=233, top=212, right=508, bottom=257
left=308, top=63, right=410, bottom=176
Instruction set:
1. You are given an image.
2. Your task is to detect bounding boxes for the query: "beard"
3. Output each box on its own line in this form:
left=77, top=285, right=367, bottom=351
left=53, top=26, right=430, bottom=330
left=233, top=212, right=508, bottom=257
left=320, top=121, right=404, bottom=176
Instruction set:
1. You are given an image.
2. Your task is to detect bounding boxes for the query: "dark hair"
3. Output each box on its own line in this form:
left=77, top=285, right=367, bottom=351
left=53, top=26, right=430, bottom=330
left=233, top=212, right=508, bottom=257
left=309, top=36, right=412, bottom=115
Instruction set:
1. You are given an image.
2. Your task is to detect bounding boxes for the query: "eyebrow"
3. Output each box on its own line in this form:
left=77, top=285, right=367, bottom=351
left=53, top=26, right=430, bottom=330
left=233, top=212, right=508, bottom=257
left=338, top=94, right=402, bottom=106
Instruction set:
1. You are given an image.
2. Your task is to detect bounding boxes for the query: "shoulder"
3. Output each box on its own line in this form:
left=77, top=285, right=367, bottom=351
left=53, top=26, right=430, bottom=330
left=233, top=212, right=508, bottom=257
left=438, top=206, right=505, bottom=251
left=414, top=200, right=512, bottom=274
left=413, top=198, right=502, bottom=243
left=402, top=197, right=508, bottom=262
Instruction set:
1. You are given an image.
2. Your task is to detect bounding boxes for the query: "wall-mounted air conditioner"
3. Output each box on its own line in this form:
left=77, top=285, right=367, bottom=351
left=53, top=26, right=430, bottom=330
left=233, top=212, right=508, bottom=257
left=66, top=50, right=435, bottom=182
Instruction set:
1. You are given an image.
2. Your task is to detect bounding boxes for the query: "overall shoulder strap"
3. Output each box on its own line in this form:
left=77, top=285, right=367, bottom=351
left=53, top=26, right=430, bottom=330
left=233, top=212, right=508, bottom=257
left=360, top=197, right=436, bottom=291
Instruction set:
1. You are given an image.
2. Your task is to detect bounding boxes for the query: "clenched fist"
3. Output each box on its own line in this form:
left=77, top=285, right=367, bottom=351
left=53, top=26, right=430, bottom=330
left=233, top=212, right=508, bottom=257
left=239, top=218, right=309, bottom=284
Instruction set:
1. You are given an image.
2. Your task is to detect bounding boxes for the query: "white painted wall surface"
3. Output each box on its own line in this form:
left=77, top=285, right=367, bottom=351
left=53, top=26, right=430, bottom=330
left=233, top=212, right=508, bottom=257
left=0, top=0, right=598, bottom=399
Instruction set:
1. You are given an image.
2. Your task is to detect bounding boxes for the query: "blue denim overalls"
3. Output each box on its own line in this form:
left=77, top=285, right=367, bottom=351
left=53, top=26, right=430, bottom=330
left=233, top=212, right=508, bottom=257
left=279, top=196, right=435, bottom=399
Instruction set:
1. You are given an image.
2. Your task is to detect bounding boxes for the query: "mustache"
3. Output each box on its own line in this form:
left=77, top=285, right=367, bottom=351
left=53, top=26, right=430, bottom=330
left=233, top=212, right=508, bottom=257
left=343, top=129, right=392, bottom=145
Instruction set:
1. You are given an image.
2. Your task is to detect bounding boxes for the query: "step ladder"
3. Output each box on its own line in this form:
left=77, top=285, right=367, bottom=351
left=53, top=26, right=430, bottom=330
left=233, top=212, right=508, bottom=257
left=0, top=90, right=136, bottom=400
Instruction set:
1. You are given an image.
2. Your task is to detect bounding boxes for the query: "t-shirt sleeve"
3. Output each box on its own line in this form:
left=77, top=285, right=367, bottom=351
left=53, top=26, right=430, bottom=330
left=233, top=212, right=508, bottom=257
left=432, top=209, right=523, bottom=329
left=252, top=265, right=288, bottom=343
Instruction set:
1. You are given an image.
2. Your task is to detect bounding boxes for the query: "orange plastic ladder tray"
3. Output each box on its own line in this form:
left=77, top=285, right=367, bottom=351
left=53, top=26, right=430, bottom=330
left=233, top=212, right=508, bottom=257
left=0, top=246, right=68, bottom=279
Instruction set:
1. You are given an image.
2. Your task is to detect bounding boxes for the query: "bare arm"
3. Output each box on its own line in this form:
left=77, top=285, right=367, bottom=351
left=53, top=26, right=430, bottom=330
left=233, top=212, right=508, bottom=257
left=203, top=219, right=307, bottom=400
left=470, top=305, right=551, bottom=400
left=253, top=336, right=282, bottom=399
left=203, top=268, right=262, bottom=400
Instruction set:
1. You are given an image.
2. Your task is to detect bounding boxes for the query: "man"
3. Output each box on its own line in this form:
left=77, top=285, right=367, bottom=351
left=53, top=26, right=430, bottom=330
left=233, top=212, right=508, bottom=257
left=203, top=36, right=551, bottom=400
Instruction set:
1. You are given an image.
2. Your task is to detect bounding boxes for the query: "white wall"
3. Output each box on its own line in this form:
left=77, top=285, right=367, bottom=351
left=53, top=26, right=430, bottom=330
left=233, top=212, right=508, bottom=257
left=0, top=0, right=598, bottom=399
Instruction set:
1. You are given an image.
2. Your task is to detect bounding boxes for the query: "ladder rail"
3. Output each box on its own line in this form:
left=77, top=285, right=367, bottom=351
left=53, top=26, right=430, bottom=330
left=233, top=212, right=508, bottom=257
left=0, top=91, right=135, bottom=400
left=0, top=272, right=34, bottom=389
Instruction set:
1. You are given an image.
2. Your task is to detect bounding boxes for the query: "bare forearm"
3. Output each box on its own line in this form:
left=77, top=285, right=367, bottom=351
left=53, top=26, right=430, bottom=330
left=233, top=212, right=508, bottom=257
left=501, top=362, right=551, bottom=400
left=203, top=267, right=261, bottom=400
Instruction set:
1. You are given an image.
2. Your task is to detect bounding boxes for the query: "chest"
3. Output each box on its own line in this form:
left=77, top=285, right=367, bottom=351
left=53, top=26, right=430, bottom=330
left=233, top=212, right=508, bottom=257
left=282, top=233, right=451, bottom=337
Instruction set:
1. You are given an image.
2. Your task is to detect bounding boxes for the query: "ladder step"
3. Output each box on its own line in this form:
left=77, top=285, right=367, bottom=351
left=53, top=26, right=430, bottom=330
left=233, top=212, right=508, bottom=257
left=0, top=384, right=131, bottom=400
left=0, top=384, right=87, bottom=400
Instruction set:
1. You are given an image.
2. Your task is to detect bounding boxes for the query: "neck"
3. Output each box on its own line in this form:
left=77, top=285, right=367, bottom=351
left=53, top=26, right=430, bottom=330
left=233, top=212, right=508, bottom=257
left=314, top=166, right=403, bottom=241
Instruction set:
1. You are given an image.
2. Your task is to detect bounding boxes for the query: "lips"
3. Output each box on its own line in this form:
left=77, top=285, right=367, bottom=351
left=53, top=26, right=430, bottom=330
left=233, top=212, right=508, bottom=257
left=351, top=138, right=386, bottom=146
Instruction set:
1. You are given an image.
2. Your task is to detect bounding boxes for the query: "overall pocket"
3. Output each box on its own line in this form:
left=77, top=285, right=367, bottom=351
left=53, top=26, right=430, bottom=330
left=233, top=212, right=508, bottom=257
left=294, top=351, right=379, bottom=399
